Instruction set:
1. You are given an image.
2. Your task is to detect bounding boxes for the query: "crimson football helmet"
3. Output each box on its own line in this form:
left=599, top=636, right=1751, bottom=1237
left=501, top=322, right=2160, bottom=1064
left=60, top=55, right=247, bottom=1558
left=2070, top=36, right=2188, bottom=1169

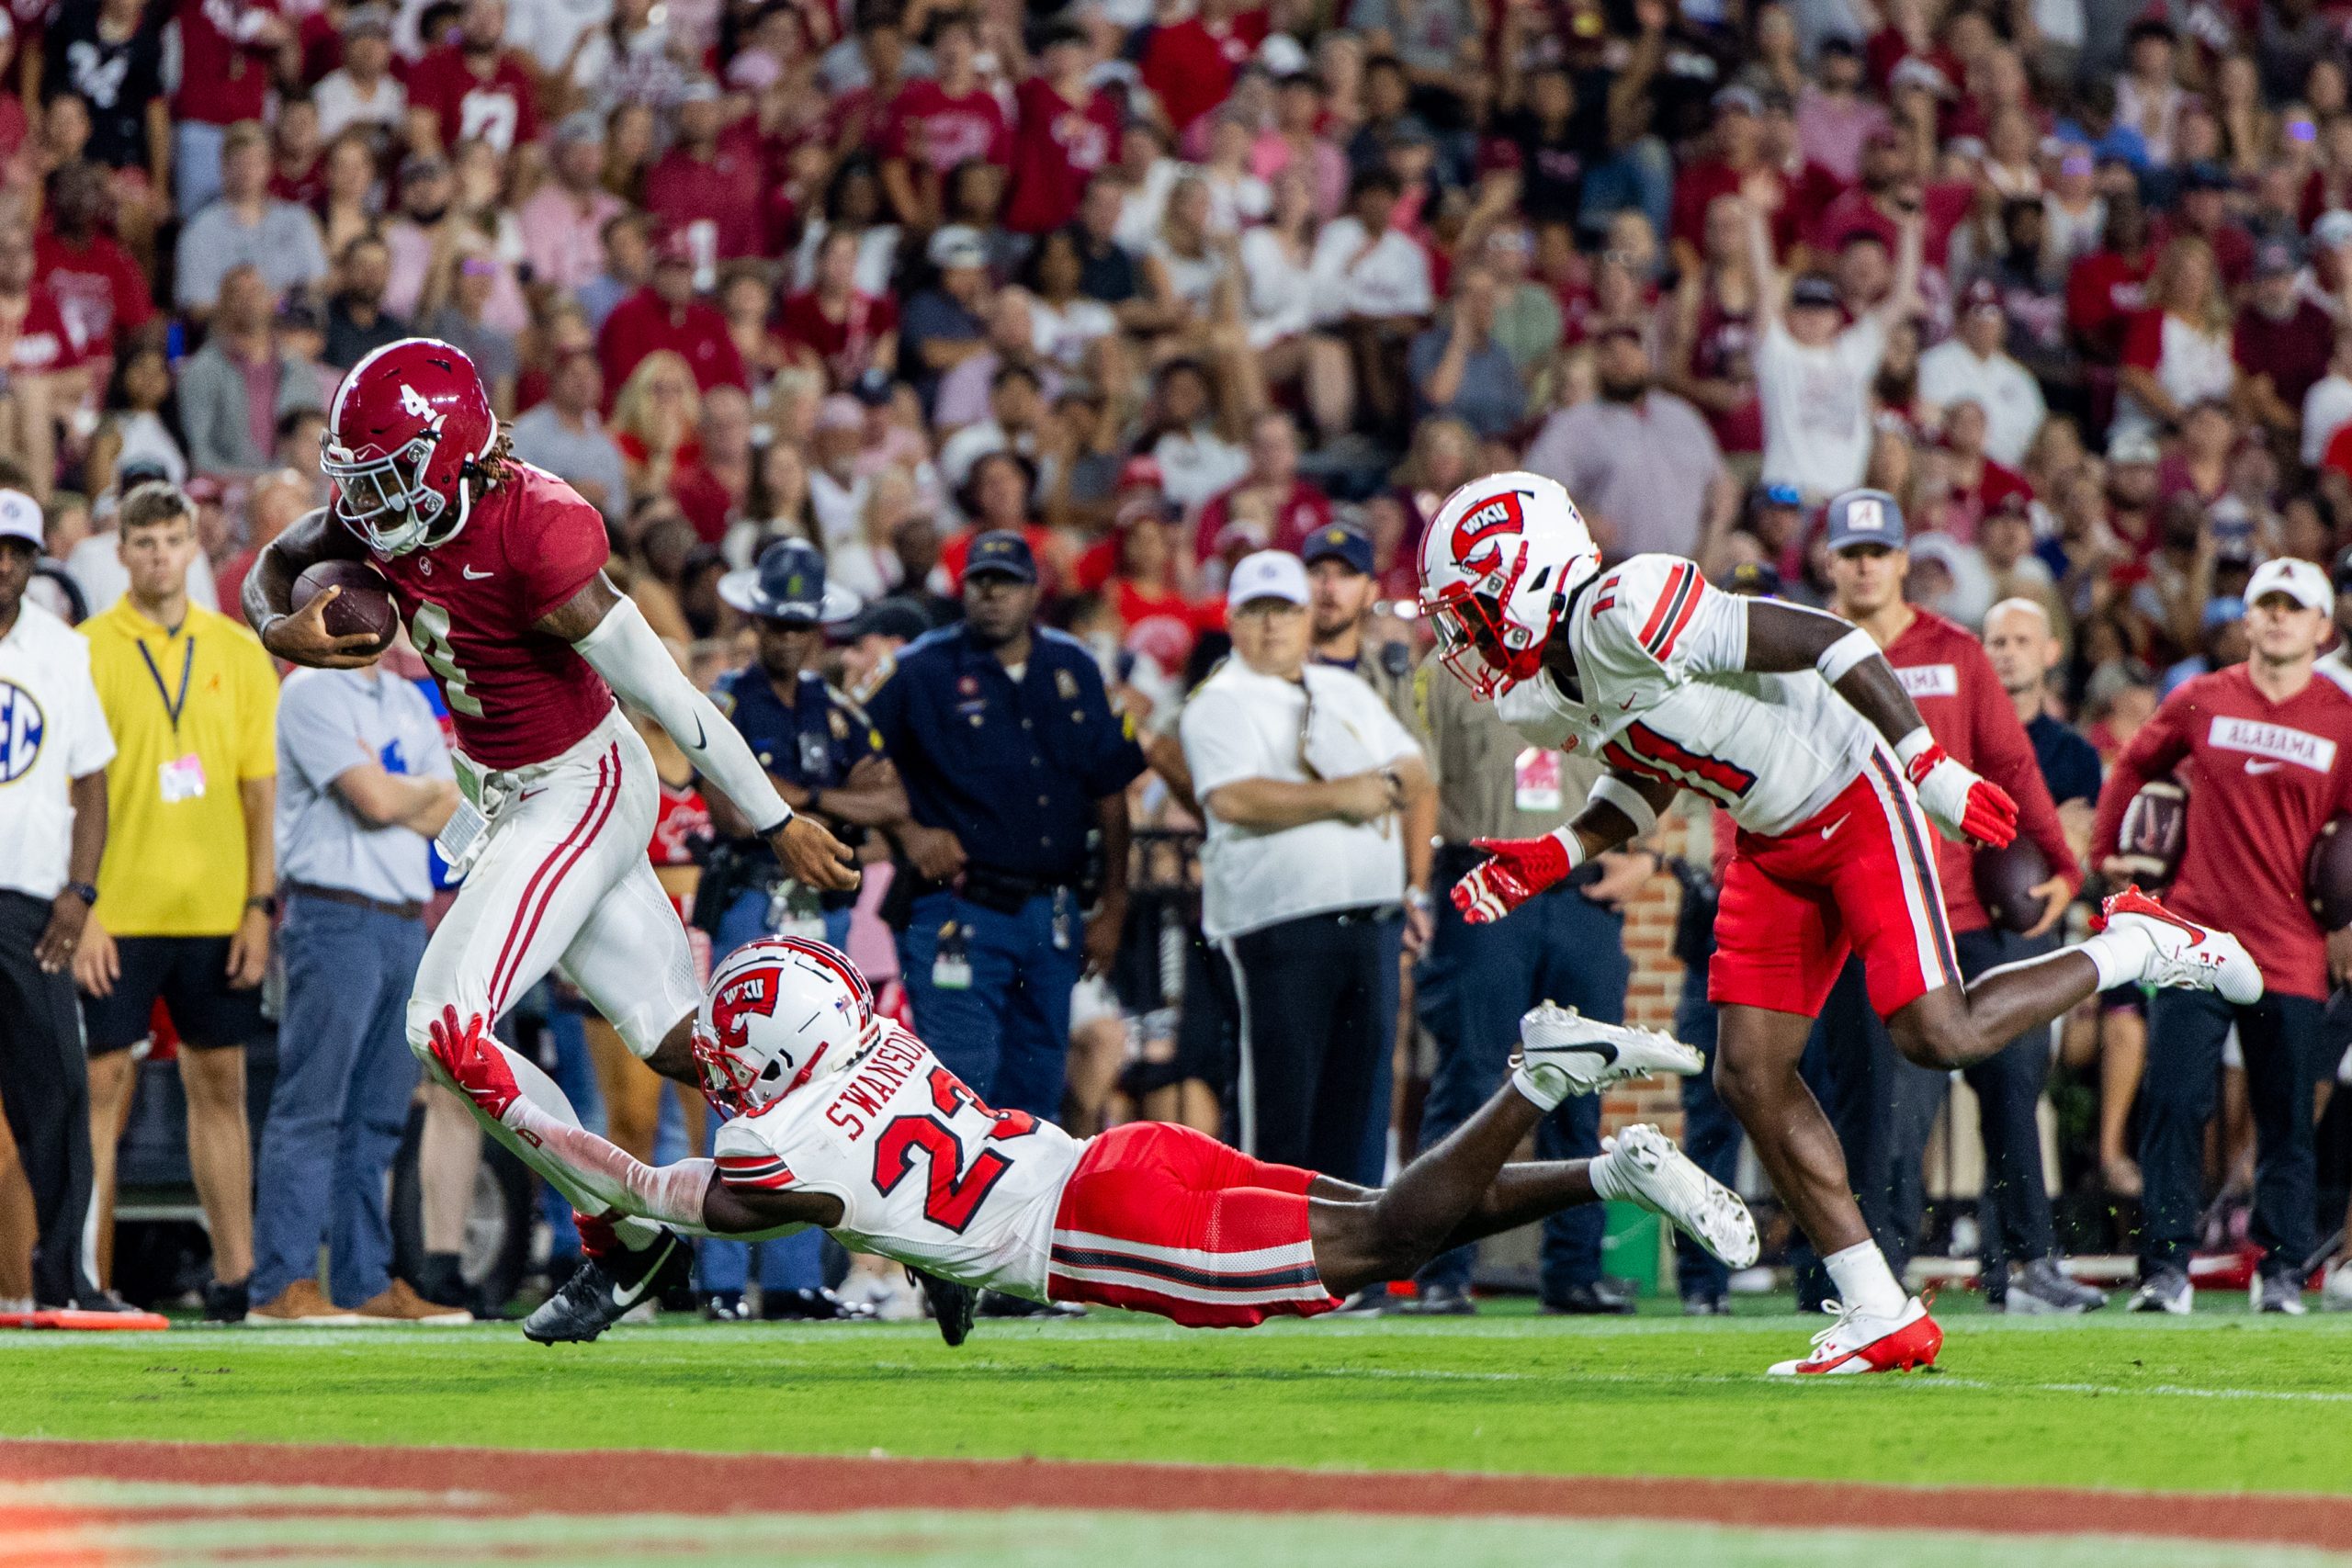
left=692, top=937, right=879, bottom=1115
left=322, top=338, right=500, bottom=557
left=1417, top=472, right=1600, bottom=701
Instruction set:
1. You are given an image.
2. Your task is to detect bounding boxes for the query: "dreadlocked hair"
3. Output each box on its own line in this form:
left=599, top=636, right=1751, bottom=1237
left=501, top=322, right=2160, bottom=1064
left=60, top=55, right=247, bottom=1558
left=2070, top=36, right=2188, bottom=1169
left=469, top=429, right=518, bottom=494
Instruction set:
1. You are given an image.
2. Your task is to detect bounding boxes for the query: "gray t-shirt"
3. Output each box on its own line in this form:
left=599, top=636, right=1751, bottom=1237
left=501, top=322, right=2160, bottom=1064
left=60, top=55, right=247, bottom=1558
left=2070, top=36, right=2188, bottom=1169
left=1522, top=389, right=1724, bottom=559
left=275, top=667, right=451, bottom=906
left=510, top=404, right=628, bottom=519
left=174, top=200, right=330, bottom=310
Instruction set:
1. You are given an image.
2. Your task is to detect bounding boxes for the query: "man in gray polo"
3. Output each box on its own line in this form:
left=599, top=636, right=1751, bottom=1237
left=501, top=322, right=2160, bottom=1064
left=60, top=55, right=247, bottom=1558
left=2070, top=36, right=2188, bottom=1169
left=1521, top=321, right=1739, bottom=558
left=248, top=653, right=462, bottom=1324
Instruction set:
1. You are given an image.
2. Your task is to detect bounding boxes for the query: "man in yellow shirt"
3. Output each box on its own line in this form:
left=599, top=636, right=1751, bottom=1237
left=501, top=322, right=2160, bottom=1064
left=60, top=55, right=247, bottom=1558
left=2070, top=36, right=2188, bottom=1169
left=74, top=483, right=279, bottom=1323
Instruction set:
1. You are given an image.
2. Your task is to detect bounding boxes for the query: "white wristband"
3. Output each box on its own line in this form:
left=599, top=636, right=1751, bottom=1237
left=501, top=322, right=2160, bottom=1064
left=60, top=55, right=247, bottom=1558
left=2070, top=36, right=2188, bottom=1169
left=1815, top=626, right=1881, bottom=686
left=1549, top=825, right=1587, bottom=874
left=1589, top=773, right=1659, bottom=839
left=1893, top=727, right=1935, bottom=769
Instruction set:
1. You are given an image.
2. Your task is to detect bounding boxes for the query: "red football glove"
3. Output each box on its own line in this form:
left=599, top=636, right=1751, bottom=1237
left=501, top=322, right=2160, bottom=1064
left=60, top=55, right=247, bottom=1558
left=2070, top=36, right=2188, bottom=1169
left=1453, top=831, right=1576, bottom=924
left=426, top=1005, right=524, bottom=1126
left=1904, top=742, right=2018, bottom=848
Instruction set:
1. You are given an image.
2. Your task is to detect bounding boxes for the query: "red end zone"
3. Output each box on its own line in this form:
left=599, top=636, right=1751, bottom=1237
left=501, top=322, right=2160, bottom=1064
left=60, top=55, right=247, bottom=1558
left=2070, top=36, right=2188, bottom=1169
left=1, top=1440, right=2346, bottom=1550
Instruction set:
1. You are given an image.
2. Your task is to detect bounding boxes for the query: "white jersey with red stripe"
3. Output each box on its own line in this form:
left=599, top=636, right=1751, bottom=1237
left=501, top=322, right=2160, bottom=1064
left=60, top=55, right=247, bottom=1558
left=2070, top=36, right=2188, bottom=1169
left=711, top=1022, right=1086, bottom=1299
left=1493, top=553, right=1876, bottom=838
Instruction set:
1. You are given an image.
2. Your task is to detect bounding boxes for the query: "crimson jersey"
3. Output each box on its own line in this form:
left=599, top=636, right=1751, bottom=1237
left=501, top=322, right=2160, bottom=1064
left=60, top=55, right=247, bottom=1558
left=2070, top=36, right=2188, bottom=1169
left=405, top=46, right=539, bottom=152
left=352, top=465, right=616, bottom=773
left=882, top=80, right=1012, bottom=175
left=1882, top=609, right=2078, bottom=935
left=173, top=0, right=279, bottom=125
left=35, top=233, right=154, bottom=365
left=1002, top=78, right=1121, bottom=235
left=2093, top=663, right=2352, bottom=999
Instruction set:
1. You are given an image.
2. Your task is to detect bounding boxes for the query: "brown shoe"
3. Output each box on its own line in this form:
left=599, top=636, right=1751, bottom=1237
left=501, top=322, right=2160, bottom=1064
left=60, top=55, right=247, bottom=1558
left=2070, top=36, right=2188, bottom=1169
left=247, top=1280, right=359, bottom=1325
left=355, top=1279, right=474, bottom=1324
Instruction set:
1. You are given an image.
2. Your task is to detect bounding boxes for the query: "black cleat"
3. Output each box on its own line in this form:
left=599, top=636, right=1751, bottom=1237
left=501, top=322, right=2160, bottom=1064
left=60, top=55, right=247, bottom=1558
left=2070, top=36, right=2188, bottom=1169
left=759, top=1286, right=877, bottom=1322
left=1385, top=1283, right=1476, bottom=1315
left=202, top=1278, right=249, bottom=1324
left=1542, top=1280, right=1636, bottom=1315
left=523, top=1228, right=690, bottom=1344
left=913, top=1269, right=977, bottom=1347
left=977, top=1289, right=1085, bottom=1319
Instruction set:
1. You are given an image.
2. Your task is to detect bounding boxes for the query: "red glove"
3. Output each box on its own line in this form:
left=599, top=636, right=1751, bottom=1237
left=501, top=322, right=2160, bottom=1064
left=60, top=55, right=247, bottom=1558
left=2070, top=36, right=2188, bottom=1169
left=1904, top=741, right=2018, bottom=848
left=426, top=1004, right=524, bottom=1125
left=1453, top=831, right=1577, bottom=924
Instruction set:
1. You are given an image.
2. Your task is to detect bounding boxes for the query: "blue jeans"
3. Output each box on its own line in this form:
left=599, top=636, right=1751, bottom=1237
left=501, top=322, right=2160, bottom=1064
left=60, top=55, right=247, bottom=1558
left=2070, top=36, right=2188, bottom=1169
left=1672, top=948, right=1744, bottom=1303
left=1412, top=863, right=1625, bottom=1298
left=250, top=896, right=426, bottom=1308
left=695, top=889, right=847, bottom=1294
left=897, top=887, right=1081, bottom=1121
left=174, top=121, right=228, bottom=221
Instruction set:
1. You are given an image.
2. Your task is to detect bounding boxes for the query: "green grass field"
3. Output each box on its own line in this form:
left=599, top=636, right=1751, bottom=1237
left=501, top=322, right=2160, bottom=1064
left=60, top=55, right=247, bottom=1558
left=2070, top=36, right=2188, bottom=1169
left=6, top=1302, right=2348, bottom=1566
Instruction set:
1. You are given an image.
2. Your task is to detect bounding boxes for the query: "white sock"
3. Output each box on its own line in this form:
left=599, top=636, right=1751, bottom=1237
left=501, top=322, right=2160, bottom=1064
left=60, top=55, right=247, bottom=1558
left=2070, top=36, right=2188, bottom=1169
left=2077, top=922, right=2156, bottom=992
left=490, top=1040, right=662, bottom=1250
left=1824, top=1240, right=1908, bottom=1316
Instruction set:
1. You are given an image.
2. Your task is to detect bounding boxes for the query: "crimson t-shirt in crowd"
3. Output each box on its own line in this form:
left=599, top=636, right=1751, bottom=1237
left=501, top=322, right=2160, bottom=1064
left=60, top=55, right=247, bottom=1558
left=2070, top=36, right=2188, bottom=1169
left=405, top=44, right=540, bottom=152
left=1808, top=182, right=1973, bottom=268
left=1002, top=78, right=1123, bottom=235
left=2064, top=248, right=2154, bottom=365
left=668, top=461, right=736, bottom=543
left=882, top=79, right=1013, bottom=175
left=173, top=0, right=280, bottom=124
left=1193, top=477, right=1333, bottom=562
left=2235, top=298, right=2335, bottom=412
left=1882, top=608, right=2078, bottom=935
left=598, top=287, right=749, bottom=394
left=2153, top=216, right=2256, bottom=290
left=270, top=158, right=325, bottom=211
left=35, top=231, right=153, bottom=364
left=2093, top=662, right=2352, bottom=1000
left=2, top=287, right=87, bottom=375
left=353, top=465, right=617, bottom=772
left=642, top=129, right=769, bottom=261
left=1138, top=8, right=1268, bottom=135
left=1668, top=160, right=1747, bottom=254
left=776, top=288, right=898, bottom=388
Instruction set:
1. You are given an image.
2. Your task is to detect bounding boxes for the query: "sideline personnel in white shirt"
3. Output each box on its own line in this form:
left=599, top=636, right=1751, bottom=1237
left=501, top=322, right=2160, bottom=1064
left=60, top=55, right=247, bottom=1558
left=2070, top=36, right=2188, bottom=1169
left=0, top=490, right=116, bottom=1312
left=1180, top=550, right=1432, bottom=1190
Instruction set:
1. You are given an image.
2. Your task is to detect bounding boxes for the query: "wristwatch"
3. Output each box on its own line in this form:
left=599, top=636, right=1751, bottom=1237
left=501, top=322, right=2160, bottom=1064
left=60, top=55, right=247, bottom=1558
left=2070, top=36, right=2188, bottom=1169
left=246, top=893, right=280, bottom=918
left=64, top=881, right=97, bottom=907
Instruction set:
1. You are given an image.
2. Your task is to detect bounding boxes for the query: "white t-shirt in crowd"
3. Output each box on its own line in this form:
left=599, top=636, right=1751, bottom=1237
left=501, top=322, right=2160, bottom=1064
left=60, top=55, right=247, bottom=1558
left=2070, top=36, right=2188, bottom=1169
left=2305, top=371, right=2352, bottom=468
left=0, top=601, right=117, bottom=901
left=1181, top=659, right=1420, bottom=941
left=1917, top=340, right=2047, bottom=467
left=1309, top=219, right=1434, bottom=321
left=1239, top=226, right=1321, bottom=347
left=1030, top=297, right=1118, bottom=371
left=1755, top=312, right=1887, bottom=500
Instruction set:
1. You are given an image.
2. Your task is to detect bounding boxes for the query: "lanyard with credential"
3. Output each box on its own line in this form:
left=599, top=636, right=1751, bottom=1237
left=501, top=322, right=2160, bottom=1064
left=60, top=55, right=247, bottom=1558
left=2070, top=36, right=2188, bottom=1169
left=138, top=633, right=195, bottom=735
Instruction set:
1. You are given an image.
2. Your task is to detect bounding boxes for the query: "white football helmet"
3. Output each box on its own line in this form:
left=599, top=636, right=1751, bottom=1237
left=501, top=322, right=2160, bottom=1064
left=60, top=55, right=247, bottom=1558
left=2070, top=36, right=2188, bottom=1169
left=693, top=937, right=879, bottom=1115
left=1417, top=472, right=1600, bottom=700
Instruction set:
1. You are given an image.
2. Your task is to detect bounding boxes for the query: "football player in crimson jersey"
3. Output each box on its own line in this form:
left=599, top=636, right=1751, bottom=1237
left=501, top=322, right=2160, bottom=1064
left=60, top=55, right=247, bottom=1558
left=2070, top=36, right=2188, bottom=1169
left=1421, top=474, right=2262, bottom=1374
left=424, top=938, right=1757, bottom=1340
left=243, top=337, right=859, bottom=1344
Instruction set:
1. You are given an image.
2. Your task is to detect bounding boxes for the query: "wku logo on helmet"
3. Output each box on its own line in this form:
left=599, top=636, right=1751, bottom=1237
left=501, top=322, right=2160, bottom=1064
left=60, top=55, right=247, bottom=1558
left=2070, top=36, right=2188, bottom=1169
left=709, top=965, right=783, bottom=1050
left=1452, top=489, right=1532, bottom=576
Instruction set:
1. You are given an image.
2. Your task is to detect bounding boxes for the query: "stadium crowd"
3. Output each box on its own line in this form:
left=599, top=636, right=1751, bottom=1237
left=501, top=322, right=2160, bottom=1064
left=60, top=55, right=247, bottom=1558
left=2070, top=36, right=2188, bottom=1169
left=2, top=0, right=2352, bottom=1323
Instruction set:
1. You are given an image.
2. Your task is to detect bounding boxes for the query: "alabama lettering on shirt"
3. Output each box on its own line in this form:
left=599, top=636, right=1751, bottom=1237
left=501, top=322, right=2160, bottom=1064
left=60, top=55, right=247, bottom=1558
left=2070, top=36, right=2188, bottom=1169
left=2208, top=716, right=2339, bottom=773
left=1895, top=663, right=1960, bottom=699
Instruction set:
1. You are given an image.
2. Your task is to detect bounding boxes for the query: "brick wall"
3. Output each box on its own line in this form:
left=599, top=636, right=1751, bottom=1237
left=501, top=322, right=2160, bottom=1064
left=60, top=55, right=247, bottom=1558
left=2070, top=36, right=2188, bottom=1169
left=1602, top=816, right=1691, bottom=1139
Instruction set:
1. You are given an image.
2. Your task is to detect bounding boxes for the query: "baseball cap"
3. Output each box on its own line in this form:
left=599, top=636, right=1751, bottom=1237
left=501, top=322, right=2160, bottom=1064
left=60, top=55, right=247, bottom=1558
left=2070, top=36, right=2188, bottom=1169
left=342, top=4, right=392, bottom=34
left=1790, top=274, right=1843, bottom=310
left=850, top=367, right=898, bottom=407
left=2317, top=210, right=2352, bottom=250
left=2255, top=240, right=2299, bottom=278
left=553, top=110, right=605, bottom=145
left=2201, top=594, right=2247, bottom=630
left=1227, top=549, right=1310, bottom=609
left=964, top=530, right=1037, bottom=584
left=1302, top=523, right=1374, bottom=576
left=718, top=537, right=860, bottom=625
left=2108, top=430, right=2162, bottom=466
left=2182, top=161, right=2233, bottom=194
left=1961, top=276, right=2003, bottom=313
left=1117, top=455, right=1165, bottom=492
left=0, top=488, right=41, bottom=548
left=1760, top=481, right=1804, bottom=508
left=842, top=595, right=934, bottom=643
left=1723, top=559, right=1782, bottom=597
left=1824, top=488, right=1907, bottom=552
left=928, top=225, right=989, bottom=271
left=1712, top=84, right=1761, bottom=117
left=2246, top=557, right=2335, bottom=617
left=1888, top=56, right=1952, bottom=96
left=399, top=152, right=449, bottom=183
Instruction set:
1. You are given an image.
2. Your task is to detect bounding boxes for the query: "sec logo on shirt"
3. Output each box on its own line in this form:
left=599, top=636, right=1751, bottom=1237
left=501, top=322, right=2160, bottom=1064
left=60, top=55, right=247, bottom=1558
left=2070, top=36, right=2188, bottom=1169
left=0, top=679, right=43, bottom=784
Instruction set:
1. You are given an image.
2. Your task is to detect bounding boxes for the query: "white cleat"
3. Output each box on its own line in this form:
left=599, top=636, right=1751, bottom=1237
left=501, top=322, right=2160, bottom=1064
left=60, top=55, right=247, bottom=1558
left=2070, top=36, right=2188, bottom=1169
left=1510, top=1004, right=1704, bottom=1110
left=1592, top=1124, right=1759, bottom=1269
left=2097, top=886, right=2263, bottom=1006
left=1766, top=1296, right=1943, bottom=1376
left=2322, top=1262, right=2352, bottom=1313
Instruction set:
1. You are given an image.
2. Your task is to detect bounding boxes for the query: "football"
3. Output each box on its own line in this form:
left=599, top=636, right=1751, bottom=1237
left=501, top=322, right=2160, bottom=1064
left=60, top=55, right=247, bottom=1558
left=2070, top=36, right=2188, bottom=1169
left=1974, top=836, right=2052, bottom=934
left=2111, top=777, right=2188, bottom=890
left=293, top=558, right=400, bottom=653
left=2306, top=815, right=2352, bottom=929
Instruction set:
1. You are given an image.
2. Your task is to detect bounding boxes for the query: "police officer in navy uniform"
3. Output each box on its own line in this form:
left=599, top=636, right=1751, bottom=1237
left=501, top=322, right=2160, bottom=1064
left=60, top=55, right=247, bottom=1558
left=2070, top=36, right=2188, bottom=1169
left=866, top=530, right=1147, bottom=1129
left=700, top=538, right=911, bottom=1321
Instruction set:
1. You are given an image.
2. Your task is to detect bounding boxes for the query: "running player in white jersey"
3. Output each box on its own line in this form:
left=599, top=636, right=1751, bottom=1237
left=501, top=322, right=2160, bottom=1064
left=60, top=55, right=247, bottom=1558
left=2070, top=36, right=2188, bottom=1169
left=424, top=937, right=1759, bottom=1337
left=1420, top=474, right=2261, bottom=1374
